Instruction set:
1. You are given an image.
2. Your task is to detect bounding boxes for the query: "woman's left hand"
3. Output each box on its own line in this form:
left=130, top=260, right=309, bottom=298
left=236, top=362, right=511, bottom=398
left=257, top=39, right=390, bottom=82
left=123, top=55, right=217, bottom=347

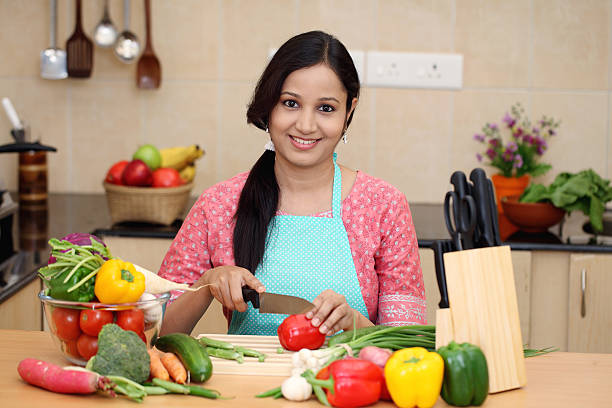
left=306, top=289, right=360, bottom=335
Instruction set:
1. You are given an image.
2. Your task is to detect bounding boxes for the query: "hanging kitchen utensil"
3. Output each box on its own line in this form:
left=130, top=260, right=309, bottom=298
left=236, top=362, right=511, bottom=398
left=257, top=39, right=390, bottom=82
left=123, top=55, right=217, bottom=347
left=137, top=0, right=161, bottom=89
left=41, top=0, right=67, bottom=80
left=93, top=0, right=118, bottom=48
left=439, top=245, right=526, bottom=393
left=114, top=0, right=140, bottom=63
left=66, top=0, right=93, bottom=78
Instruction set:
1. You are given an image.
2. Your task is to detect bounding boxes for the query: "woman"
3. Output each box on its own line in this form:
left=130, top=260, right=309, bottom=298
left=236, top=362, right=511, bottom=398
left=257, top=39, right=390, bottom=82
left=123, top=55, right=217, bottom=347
left=159, top=31, right=425, bottom=337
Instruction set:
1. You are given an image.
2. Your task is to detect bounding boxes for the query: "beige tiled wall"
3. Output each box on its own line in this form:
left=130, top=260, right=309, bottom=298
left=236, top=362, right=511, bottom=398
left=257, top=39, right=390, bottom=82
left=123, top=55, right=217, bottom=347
left=1, top=0, right=611, bottom=204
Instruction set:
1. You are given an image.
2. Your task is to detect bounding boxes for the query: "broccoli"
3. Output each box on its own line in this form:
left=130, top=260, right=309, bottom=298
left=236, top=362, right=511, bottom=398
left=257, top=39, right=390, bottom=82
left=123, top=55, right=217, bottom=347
left=86, top=323, right=150, bottom=384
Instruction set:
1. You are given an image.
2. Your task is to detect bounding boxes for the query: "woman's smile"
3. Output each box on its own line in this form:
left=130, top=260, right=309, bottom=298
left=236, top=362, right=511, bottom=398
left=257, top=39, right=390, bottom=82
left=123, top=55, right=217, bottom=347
left=289, top=135, right=321, bottom=150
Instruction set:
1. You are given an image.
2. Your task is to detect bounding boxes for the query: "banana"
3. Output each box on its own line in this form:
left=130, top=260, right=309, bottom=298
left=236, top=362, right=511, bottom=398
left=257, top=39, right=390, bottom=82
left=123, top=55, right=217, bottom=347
left=179, top=165, right=196, bottom=183
left=159, top=145, right=204, bottom=171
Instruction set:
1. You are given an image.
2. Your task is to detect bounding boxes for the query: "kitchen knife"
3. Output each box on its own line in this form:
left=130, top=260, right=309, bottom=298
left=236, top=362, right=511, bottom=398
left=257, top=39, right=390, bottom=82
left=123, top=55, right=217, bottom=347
left=433, top=240, right=450, bottom=308
left=242, top=287, right=315, bottom=315
left=469, top=168, right=496, bottom=247
left=487, top=178, right=503, bottom=246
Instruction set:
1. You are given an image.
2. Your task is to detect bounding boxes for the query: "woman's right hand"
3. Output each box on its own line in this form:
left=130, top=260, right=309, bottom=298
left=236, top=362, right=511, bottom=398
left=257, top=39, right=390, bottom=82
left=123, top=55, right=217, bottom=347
left=197, top=265, right=265, bottom=312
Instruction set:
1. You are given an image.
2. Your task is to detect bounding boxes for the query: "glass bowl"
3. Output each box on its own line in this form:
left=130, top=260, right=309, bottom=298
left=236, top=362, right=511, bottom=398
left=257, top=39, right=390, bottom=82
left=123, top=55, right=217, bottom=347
left=39, top=291, right=170, bottom=366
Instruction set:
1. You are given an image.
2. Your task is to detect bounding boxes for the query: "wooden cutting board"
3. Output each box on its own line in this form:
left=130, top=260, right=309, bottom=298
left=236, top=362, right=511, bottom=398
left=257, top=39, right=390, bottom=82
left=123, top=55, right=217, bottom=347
left=441, top=246, right=526, bottom=393
left=196, top=334, right=294, bottom=376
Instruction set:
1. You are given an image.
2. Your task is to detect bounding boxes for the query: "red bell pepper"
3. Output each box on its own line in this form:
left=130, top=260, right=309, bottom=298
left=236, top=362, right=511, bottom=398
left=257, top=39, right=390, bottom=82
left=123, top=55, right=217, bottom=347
left=309, top=359, right=383, bottom=408
left=277, top=314, right=325, bottom=351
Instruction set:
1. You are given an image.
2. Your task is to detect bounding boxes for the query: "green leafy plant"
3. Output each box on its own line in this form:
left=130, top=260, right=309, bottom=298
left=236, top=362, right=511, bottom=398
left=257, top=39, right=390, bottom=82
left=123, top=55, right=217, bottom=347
left=520, top=169, right=612, bottom=232
left=474, top=103, right=560, bottom=177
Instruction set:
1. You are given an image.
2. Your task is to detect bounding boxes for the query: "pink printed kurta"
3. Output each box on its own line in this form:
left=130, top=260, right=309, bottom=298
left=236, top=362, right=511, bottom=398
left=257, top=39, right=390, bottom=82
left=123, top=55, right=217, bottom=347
left=158, top=171, right=426, bottom=326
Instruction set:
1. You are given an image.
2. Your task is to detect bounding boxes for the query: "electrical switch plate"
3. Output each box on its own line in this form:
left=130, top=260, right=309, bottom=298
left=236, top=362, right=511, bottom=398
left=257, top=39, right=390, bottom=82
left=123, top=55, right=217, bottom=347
left=268, top=48, right=365, bottom=84
left=365, top=51, right=463, bottom=89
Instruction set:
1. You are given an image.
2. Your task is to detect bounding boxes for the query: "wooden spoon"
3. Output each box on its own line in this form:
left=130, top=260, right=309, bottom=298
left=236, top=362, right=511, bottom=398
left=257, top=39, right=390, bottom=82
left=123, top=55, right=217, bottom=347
left=66, top=0, right=93, bottom=78
left=137, top=0, right=161, bottom=89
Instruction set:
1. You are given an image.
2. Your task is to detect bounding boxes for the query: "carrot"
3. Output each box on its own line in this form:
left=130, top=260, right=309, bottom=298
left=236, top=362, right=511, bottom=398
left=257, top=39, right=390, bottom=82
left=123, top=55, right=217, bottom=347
left=17, top=358, right=113, bottom=394
left=148, top=348, right=170, bottom=381
left=161, top=352, right=187, bottom=384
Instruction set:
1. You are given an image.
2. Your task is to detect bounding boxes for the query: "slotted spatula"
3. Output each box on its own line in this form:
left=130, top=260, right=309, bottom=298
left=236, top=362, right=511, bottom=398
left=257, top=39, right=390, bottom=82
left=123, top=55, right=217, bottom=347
left=137, top=0, right=161, bottom=89
left=66, top=0, right=93, bottom=78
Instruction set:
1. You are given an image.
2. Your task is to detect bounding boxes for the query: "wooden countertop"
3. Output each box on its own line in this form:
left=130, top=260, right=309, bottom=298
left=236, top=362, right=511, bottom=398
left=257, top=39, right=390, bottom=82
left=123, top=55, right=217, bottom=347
left=1, top=330, right=611, bottom=407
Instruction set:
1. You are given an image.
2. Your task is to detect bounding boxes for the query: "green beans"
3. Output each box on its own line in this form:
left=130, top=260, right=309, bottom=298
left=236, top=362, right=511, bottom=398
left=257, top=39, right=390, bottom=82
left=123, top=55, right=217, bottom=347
left=205, top=346, right=244, bottom=364
left=198, top=336, right=267, bottom=363
left=151, top=378, right=223, bottom=399
left=256, top=386, right=282, bottom=398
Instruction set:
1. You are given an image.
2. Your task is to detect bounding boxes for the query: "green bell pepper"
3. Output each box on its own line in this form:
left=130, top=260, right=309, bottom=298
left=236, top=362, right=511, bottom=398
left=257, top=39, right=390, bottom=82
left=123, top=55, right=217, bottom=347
left=46, top=266, right=96, bottom=302
left=437, top=341, right=489, bottom=406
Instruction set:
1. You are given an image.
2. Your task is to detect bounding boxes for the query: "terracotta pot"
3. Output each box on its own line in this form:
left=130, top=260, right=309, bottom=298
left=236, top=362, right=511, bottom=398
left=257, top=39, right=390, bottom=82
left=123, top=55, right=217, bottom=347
left=491, top=174, right=531, bottom=213
left=491, top=174, right=531, bottom=240
left=501, top=195, right=565, bottom=233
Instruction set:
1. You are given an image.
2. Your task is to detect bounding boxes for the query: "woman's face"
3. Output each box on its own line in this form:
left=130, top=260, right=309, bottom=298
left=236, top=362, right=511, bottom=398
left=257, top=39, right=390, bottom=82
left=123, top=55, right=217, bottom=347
left=268, top=63, right=357, bottom=169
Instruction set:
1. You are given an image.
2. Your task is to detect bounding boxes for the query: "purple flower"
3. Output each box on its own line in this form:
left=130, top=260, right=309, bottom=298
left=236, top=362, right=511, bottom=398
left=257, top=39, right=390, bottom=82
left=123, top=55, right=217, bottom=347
left=513, top=154, right=524, bottom=169
left=476, top=153, right=483, bottom=162
left=503, top=149, right=514, bottom=161
left=503, top=113, right=516, bottom=128
left=487, top=123, right=499, bottom=131
left=489, top=138, right=500, bottom=147
left=532, top=127, right=540, bottom=135
left=506, top=141, right=518, bottom=153
left=486, top=148, right=496, bottom=160
left=513, top=127, right=524, bottom=138
left=473, top=133, right=485, bottom=142
left=522, top=134, right=533, bottom=144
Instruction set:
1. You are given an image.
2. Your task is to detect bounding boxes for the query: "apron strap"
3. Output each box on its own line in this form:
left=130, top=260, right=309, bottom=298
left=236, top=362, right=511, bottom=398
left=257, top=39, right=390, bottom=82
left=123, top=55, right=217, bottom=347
left=332, top=153, right=342, bottom=219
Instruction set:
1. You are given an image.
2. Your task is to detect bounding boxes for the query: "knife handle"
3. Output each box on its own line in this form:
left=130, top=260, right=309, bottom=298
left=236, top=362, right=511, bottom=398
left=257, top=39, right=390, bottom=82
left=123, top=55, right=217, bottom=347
left=433, top=240, right=450, bottom=309
left=241, top=287, right=260, bottom=309
left=469, top=168, right=495, bottom=247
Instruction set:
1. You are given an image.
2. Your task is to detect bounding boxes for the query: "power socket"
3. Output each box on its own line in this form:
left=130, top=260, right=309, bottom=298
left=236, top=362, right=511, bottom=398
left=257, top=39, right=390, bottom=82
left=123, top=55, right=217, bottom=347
left=366, top=51, right=463, bottom=89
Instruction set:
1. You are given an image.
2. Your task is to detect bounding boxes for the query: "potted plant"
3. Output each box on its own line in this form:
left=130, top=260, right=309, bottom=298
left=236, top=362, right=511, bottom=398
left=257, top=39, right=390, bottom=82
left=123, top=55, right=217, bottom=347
left=473, top=103, right=560, bottom=238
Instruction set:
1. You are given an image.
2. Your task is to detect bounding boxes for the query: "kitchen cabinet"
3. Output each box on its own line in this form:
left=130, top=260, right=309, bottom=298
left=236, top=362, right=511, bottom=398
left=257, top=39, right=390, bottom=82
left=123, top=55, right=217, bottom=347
left=567, top=254, right=612, bottom=353
left=0, top=278, right=42, bottom=330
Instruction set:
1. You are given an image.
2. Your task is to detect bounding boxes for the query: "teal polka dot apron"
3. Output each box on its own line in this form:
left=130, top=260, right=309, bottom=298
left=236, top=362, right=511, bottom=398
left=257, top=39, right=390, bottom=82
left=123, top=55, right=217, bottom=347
left=228, top=154, right=369, bottom=335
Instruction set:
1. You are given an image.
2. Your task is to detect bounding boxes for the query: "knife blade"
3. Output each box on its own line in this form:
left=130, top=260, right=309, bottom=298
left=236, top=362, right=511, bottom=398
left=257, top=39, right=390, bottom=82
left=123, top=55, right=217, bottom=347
left=242, top=287, right=315, bottom=315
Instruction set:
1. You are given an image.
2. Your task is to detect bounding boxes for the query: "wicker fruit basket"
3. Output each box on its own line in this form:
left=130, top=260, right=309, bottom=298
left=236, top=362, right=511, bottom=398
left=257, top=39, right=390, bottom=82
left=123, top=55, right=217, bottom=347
left=103, top=182, right=193, bottom=225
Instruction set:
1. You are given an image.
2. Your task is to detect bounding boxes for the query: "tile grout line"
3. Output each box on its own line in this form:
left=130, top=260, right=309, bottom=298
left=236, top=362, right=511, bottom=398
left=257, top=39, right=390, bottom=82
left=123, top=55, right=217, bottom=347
left=217, top=0, right=224, bottom=184
left=606, top=0, right=612, bottom=179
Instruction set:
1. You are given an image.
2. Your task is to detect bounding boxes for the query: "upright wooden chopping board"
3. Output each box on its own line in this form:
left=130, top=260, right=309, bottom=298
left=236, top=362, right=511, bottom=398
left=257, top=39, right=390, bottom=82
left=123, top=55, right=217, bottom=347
left=442, top=245, right=526, bottom=393
left=196, top=334, right=294, bottom=376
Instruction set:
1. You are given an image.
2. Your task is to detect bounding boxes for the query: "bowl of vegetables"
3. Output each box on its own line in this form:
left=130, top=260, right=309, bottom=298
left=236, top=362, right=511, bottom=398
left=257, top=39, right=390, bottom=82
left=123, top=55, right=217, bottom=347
left=39, top=291, right=170, bottom=366
left=37, top=233, right=196, bottom=366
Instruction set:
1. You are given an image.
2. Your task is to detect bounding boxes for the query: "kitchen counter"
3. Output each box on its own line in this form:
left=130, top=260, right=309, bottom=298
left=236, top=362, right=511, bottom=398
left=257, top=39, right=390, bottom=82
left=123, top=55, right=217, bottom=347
left=2, top=192, right=611, bottom=306
left=1, top=329, right=611, bottom=407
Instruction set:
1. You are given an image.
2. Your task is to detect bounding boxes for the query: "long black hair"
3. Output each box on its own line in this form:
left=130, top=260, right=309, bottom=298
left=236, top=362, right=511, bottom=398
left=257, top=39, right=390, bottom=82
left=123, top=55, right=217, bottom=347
left=233, top=31, right=360, bottom=274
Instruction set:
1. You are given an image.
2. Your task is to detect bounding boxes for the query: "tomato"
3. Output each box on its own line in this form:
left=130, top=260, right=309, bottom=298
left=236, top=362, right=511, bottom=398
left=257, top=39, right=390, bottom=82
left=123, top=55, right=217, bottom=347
left=116, top=309, right=145, bottom=334
left=105, top=160, right=129, bottom=185
left=79, top=309, right=114, bottom=337
left=152, top=168, right=183, bottom=188
left=76, top=334, right=98, bottom=360
left=52, top=307, right=81, bottom=341
left=277, top=314, right=326, bottom=351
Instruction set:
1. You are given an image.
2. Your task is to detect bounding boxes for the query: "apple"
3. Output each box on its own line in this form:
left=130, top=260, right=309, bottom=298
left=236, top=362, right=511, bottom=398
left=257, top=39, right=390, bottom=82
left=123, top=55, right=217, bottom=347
left=105, top=160, right=129, bottom=185
left=152, top=168, right=183, bottom=188
left=133, top=144, right=162, bottom=170
left=122, top=160, right=153, bottom=187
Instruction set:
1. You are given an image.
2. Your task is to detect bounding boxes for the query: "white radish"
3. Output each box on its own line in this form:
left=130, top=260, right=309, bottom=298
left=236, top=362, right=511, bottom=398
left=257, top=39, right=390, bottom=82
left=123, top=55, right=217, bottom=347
left=281, top=375, right=312, bottom=401
left=133, top=264, right=209, bottom=294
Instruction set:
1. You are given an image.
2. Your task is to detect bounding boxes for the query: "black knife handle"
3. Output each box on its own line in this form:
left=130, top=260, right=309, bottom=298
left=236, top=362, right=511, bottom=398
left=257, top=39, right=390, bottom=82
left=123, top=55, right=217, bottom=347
left=469, top=168, right=495, bottom=247
left=433, top=240, right=450, bottom=309
left=241, top=287, right=260, bottom=309
left=487, top=178, right=503, bottom=246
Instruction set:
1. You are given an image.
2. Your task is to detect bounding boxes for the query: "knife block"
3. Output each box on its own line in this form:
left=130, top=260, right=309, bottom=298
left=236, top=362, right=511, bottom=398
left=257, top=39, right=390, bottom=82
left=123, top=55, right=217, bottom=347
left=437, top=245, right=526, bottom=393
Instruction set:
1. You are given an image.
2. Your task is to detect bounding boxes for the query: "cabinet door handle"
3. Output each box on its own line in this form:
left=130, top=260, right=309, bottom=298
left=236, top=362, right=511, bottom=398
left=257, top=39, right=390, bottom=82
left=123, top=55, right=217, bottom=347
left=580, top=268, right=587, bottom=318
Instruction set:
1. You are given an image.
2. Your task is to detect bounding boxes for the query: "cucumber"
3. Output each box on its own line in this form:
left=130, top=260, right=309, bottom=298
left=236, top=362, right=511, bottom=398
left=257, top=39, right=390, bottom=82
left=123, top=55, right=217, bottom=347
left=154, top=333, right=213, bottom=383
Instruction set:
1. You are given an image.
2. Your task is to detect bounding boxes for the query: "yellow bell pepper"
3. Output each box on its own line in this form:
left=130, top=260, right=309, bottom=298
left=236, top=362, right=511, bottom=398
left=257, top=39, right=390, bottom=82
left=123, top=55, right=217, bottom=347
left=94, top=259, right=145, bottom=303
left=384, top=347, right=444, bottom=408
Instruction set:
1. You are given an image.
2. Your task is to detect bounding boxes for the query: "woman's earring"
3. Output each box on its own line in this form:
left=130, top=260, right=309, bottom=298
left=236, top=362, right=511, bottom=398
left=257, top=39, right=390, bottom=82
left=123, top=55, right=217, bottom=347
left=342, top=132, right=348, bottom=144
left=265, top=126, right=269, bottom=133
